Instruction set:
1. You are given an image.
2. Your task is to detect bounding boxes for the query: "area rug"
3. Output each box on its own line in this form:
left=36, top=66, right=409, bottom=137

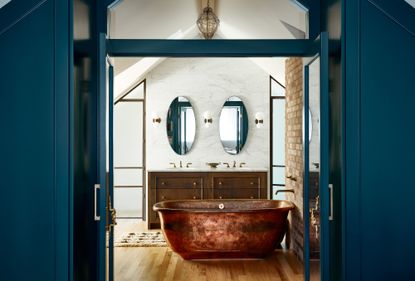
left=115, top=232, right=168, bottom=247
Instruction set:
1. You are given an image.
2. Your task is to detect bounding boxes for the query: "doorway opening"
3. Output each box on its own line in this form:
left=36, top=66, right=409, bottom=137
left=101, top=1, right=329, bottom=281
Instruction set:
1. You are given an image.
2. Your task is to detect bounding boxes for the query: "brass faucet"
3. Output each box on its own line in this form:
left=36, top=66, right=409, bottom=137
left=232, top=161, right=236, bottom=168
left=275, top=189, right=295, bottom=196
left=179, top=161, right=183, bottom=168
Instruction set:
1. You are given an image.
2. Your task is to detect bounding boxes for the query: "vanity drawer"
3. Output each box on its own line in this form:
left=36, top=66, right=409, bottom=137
left=155, top=176, right=203, bottom=189
left=213, top=188, right=260, bottom=199
left=156, top=188, right=202, bottom=201
left=212, top=176, right=260, bottom=189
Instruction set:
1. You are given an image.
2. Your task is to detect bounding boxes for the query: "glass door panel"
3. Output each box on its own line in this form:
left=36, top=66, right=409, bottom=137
left=270, top=77, right=286, bottom=200
left=304, top=32, right=330, bottom=281
left=113, top=81, right=146, bottom=220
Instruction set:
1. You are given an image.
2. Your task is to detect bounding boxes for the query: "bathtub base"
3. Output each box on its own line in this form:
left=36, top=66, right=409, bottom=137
left=178, top=251, right=274, bottom=260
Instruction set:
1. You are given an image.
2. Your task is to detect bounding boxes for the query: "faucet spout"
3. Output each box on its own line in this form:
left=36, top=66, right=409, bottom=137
left=275, top=189, right=295, bottom=196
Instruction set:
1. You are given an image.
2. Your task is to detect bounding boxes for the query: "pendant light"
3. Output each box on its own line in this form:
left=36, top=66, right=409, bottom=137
left=197, top=0, right=220, bottom=39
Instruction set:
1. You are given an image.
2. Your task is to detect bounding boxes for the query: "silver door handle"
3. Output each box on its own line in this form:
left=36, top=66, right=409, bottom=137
left=329, top=184, right=333, bottom=221
left=94, top=184, right=100, bottom=221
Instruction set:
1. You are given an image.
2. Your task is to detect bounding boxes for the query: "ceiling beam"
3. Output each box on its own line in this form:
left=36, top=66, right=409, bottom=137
left=107, top=39, right=313, bottom=57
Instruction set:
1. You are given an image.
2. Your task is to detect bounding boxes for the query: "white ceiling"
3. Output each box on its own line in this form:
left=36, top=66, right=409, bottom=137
left=405, top=0, right=415, bottom=9
left=109, top=0, right=307, bottom=97
left=109, top=0, right=306, bottom=39
left=0, top=0, right=11, bottom=10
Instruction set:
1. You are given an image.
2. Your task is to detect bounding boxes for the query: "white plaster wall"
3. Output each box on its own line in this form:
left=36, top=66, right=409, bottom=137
left=146, top=58, right=270, bottom=170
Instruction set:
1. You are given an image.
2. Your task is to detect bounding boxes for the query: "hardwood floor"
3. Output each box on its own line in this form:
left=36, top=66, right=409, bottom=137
left=113, top=220, right=320, bottom=281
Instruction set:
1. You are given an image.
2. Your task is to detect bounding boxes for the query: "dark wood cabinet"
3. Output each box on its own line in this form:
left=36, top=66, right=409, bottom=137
left=148, top=171, right=267, bottom=229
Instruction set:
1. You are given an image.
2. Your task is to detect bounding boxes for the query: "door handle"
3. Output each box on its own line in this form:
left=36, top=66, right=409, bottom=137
left=94, top=184, right=100, bottom=221
left=329, top=184, right=334, bottom=221
left=108, top=196, right=117, bottom=228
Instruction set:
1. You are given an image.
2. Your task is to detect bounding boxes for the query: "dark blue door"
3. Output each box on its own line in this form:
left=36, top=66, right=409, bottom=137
left=303, top=32, right=330, bottom=281
left=0, top=1, right=71, bottom=280
left=344, top=0, right=415, bottom=280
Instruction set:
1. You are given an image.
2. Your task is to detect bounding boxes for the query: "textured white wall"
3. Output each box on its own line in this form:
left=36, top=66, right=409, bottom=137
left=146, top=58, right=270, bottom=170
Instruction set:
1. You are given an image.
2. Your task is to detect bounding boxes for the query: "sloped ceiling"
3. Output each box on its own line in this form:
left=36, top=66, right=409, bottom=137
left=110, top=0, right=307, bottom=97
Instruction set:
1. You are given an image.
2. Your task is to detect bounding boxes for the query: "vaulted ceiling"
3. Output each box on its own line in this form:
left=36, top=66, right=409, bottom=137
left=109, top=0, right=307, bottom=97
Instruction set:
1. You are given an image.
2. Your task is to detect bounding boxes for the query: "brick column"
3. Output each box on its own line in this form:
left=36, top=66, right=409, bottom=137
left=285, top=57, right=304, bottom=260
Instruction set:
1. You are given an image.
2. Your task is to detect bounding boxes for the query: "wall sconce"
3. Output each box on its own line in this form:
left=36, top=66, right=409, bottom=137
left=152, top=112, right=161, bottom=126
left=203, top=111, right=213, bottom=128
left=255, top=112, right=264, bottom=128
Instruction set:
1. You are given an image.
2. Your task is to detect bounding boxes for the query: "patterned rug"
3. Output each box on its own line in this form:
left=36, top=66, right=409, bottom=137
left=115, top=232, right=168, bottom=247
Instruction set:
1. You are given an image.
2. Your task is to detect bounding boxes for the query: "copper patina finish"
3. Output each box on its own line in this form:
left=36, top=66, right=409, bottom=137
left=153, top=199, right=295, bottom=260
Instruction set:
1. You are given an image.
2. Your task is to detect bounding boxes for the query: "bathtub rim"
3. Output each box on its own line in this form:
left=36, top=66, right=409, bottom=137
left=153, top=199, right=295, bottom=213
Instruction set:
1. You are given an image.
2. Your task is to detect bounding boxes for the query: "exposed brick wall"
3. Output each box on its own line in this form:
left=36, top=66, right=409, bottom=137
left=285, top=57, right=304, bottom=260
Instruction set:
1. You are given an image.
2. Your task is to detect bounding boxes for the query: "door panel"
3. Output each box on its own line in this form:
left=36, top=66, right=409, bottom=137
left=0, top=1, right=70, bottom=280
left=359, top=2, right=415, bottom=280
left=108, top=63, right=115, bottom=281
left=304, top=32, right=330, bottom=281
left=97, top=33, right=108, bottom=281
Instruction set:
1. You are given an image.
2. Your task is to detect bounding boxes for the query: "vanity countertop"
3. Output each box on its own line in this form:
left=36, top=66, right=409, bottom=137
left=147, top=168, right=269, bottom=173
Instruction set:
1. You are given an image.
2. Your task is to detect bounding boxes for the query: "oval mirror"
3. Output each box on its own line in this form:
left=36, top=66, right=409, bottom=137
left=219, top=96, right=249, bottom=155
left=166, top=96, right=196, bottom=155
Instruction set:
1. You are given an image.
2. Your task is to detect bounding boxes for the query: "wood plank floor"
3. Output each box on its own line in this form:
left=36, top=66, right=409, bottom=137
left=113, top=220, right=320, bottom=281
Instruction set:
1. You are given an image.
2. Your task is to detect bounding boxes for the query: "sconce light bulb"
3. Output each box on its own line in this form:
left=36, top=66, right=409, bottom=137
left=203, top=111, right=213, bottom=128
left=255, top=112, right=264, bottom=128
left=152, top=112, right=161, bottom=126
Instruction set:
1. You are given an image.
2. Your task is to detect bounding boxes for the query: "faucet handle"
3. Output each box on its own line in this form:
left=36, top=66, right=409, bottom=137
left=223, top=162, right=230, bottom=168
left=186, top=162, right=192, bottom=168
left=179, top=161, right=183, bottom=168
left=239, top=162, right=246, bottom=168
left=169, top=162, right=176, bottom=168
left=232, top=161, right=236, bottom=168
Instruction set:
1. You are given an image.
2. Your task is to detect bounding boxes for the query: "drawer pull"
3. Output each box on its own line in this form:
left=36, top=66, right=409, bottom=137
left=250, top=196, right=254, bottom=199
left=219, top=196, right=223, bottom=199
left=193, top=182, right=197, bottom=186
left=218, top=181, right=223, bottom=185
left=193, top=196, right=197, bottom=199
left=250, top=182, right=254, bottom=185
left=161, top=182, right=166, bottom=186
left=161, top=196, right=166, bottom=200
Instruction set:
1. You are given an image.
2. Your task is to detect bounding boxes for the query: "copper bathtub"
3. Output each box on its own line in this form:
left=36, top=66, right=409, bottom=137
left=153, top=199, right=295, bottom=260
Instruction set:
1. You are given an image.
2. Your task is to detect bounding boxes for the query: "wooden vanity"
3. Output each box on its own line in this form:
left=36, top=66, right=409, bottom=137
left=148, top=171, right=267, bottom=229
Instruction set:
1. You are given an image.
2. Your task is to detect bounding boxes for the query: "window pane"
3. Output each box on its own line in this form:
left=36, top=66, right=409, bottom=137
left=114, top=188, right=143, bottom=218
left=272, top=166, right=285, bottom=185
left=123, top=82, right=144, bottom=99
left=271, top=78, right=285, bottom=97
left=114, top=169, right=143, bottom=186
left=114, top=102, right=143, bottom=167
left=272, top=99, right=285, bottom=164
